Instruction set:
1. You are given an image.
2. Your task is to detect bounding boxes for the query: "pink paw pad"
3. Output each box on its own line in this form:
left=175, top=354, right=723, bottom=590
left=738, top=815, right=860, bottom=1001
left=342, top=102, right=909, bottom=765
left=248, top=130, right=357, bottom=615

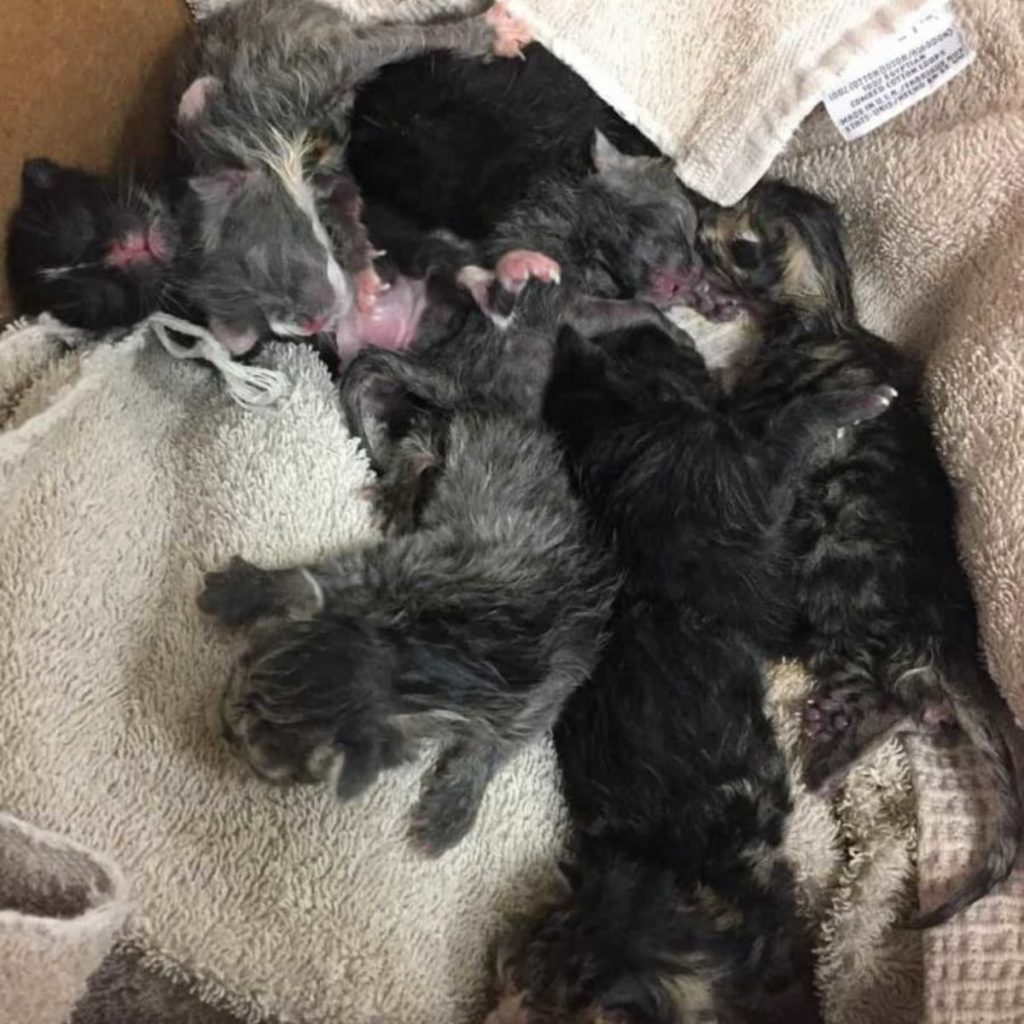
left=486, top=2, right=533, bottom=58
left=494, top=249, right=561, bottom=293
left=355, top=266, right=384, bottom=315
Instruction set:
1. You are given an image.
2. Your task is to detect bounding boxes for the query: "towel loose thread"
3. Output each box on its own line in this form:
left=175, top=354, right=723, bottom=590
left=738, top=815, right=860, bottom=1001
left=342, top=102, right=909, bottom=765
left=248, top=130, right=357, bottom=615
left=148, top=313, right=292, bottom=411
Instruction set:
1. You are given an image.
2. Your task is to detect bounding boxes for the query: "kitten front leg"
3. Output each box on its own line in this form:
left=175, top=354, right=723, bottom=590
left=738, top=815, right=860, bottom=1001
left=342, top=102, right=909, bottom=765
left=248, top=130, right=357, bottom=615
left=763, top=385, right=897, bottom=513
left=561, top=295, right=677, bottom=339
left=339, top=3, right=532, bottom=88
left=198, top=556, right=324, bottom=627
left=409, top=736, right=501, bottom=855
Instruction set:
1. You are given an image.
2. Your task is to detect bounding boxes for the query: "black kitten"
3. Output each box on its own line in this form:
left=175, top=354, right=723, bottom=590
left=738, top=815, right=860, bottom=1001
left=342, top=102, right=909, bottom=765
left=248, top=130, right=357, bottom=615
left=349, top=43, right=656, bottom=242
left=699, top=179, right=1023, bottom=928
left=488, top=317, right=893, bottom=1024
left=7, top=159, right=180, bottom=329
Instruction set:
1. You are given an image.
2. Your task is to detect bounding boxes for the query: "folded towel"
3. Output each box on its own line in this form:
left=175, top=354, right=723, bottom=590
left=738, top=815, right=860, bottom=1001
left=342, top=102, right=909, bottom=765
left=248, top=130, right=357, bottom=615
left=507, top=0, right=944, bottom=203
left=0, top=813, right=129, bottom=1024
left=3, top=0, right=1022, bottom=1020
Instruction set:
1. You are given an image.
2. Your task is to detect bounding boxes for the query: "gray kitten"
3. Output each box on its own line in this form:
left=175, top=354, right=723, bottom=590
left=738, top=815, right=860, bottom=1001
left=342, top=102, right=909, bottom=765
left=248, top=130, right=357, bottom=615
left=175, top=0, right=530, bottom=354
left=198, top=350, right=615, bottom=855
left=348, top=132, right=704, bottom=407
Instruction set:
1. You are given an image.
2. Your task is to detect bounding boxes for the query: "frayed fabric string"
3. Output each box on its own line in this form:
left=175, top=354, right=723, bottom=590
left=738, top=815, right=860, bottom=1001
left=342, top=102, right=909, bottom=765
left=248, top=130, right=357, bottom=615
left=148, top=313, right=292, bottom=410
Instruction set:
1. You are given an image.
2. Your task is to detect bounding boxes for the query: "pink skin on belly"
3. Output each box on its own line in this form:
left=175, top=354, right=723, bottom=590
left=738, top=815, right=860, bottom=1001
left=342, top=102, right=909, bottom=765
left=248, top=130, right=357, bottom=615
left=333, top=274, right=429, bottom=365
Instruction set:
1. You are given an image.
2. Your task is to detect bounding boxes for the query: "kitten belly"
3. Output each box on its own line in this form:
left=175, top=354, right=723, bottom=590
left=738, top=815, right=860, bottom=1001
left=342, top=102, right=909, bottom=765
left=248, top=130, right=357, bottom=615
left=334, top=273, right=429, bottom=364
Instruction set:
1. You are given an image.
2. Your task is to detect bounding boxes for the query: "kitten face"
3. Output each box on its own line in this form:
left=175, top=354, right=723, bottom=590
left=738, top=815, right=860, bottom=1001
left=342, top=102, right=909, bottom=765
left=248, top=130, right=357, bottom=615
left=588, top=133, right=703, bottom=309
left=697, top=182, right=854, bottom=322
left=186, top=167, right=351, bottom=352
left=8, top=158, right=177, bottom=328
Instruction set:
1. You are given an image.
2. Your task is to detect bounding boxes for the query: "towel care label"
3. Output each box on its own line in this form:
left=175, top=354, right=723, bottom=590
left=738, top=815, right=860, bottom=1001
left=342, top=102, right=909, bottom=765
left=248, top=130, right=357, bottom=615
left=824, top=4, right=974, bottom=141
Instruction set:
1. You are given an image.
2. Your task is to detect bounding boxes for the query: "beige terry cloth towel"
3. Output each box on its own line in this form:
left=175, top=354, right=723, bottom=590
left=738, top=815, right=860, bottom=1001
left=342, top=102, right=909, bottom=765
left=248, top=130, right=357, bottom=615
left=0, top=317, right=920, bottom=1024
left=507, top=0, right=945, bottom=203
left=0, top=320, right=570, bottom=1024
left=0, top=813, right=130, bottom=1024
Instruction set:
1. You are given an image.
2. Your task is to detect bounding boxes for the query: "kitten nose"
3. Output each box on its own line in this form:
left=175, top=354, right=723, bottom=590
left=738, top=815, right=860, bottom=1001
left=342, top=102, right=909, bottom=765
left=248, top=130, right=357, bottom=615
left=301, top=315, right=328, bottom=335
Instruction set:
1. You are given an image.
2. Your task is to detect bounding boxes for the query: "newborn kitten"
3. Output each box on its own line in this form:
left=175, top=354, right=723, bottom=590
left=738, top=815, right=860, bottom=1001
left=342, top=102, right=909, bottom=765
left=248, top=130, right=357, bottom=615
left=346, top=131, right=706, bottom=407
left=199, top=346, right=615, bottom=856
left=348, top=42, right=655, bottom=240
left=699, top=179, right=1023, bottom=928
left=489, top=315, right=893, bottom=1024
left=175, top=0, right=530, bottom=355
left=7, top=159, right=179, bottom=329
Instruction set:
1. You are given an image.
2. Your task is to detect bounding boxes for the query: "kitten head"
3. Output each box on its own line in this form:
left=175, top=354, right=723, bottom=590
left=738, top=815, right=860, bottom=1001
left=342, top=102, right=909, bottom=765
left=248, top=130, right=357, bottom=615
left=697, top=181, right=855, bottom=324
left=585, top=133, right=702, bottom=309
left=7, top=158, right=177, bottom=328
left=488, top=860, right=725, bottom=1024
left=544, top=322, right=712, bottom=457
left=184, top=165, right=351, bottom=354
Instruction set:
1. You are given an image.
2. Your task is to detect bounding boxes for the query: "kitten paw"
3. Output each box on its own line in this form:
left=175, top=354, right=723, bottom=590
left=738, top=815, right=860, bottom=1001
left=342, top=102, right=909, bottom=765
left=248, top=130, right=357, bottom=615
left=800, top=686, right=905, bottom=791
left=456, top=265, right=510, bottom=328
left=356, top=266, right=384, bottom=315
left=494, top=249, right=561, bottom=293
left=487, top=2, right=533, bottom=58
left=198, top=556, right=285, bottom=627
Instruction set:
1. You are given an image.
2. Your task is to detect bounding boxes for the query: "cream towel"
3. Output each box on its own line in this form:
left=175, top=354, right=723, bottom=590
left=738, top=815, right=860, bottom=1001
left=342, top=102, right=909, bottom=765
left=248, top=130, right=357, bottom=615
left=507, top=0, right=947, bottom=204
left=0, top=320, right=569, bottom=1024
left=0, top=318, right=918, bottom=1023
left=0, top=813, right=129, bottom=1024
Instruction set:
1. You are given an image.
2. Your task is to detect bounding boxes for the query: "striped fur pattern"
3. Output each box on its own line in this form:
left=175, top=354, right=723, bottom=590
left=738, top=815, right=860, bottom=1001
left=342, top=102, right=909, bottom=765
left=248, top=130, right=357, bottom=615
left=199, top=339, right=615, bottom=857
left=489, top=315, right=896, bottom=1024
left=699, top=180, right=1023, bottom=929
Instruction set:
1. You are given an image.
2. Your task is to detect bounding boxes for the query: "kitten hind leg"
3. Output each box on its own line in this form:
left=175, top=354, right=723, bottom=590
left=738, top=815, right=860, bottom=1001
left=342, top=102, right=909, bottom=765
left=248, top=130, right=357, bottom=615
left=337, top=4, right=532, bottom=86
left=198, top=556, right=324, bottom=627
left=409, top=737, right=501, bottom=855
left=800, top=681, right=909, bottom=792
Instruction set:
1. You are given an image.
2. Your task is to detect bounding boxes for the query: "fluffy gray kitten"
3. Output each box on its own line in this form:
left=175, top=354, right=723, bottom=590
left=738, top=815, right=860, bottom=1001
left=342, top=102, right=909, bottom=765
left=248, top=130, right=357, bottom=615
left=174, top=0, right=529, bottom=354
left=199, top=348, right=615, bottom=855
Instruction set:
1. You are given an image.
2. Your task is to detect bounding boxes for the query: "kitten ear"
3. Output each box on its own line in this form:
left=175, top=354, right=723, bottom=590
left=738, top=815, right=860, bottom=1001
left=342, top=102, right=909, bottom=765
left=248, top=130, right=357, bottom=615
left=554, top=858, right=582, bottom=892
left=21, top=158, right=60, bottom=191
left=178, top=74, right=221, bottom=125
left=592, top=131, right=637, bottom=176
left=188, top=169, right=251, bottom=204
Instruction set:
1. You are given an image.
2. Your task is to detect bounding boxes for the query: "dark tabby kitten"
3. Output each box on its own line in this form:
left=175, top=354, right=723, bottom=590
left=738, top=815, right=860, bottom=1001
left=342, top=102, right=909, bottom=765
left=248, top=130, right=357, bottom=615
left=7, top=159, right=180, bottom=329
left=698, top=179, right=1023, bottom=928
left=488, top=316, right=894, bottom=1024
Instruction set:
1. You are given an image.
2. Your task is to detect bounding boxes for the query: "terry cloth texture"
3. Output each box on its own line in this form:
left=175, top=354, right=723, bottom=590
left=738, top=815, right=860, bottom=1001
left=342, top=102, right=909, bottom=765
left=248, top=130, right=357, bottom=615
left=0, top=318, right=921, bottom=1024
left=0, top=319, right=570, bottom=1024
left=3, top=0, right=1023, bottom=1020
left=0, top=813, right=130, bottom=1024
left=505, top=0, right=950, bottom=203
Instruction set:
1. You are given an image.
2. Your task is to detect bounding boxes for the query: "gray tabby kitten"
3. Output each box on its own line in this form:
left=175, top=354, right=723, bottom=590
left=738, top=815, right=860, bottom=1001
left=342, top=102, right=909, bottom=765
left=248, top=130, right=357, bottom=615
left=174, top=0, right=529, bottom=354
left=199, top=345, right=615, bottom=856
